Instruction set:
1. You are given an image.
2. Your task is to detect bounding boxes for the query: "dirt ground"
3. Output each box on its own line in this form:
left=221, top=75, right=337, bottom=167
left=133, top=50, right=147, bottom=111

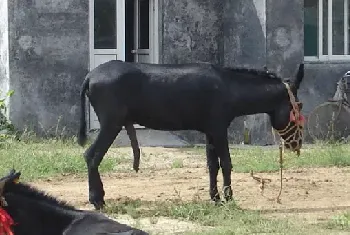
left=32, top=147, right=350, bottom=232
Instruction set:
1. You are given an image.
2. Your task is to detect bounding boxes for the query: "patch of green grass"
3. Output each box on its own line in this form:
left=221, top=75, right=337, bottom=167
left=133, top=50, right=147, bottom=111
left=1, top=138, right=350, bottom=180
left=171, top=159, right=184, bottom=168
left=0, top=138, right=348, bottom=234
left=0, top=139, right=121, bottom=181
left=325, top=212, right=350, bottom=230
left=180, top=143, right=350, bottom=173
left=103, top=198, right=319, bottom=235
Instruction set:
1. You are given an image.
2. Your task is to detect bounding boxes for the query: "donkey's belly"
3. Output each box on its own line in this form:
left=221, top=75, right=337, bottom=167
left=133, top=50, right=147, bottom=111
left=128, top=109, right=203, bottom=131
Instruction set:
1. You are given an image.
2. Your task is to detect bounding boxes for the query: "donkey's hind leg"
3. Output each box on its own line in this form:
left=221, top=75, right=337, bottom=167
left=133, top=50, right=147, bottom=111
left=212, top=129, right=233, bottom=202
left=84, top=122, right=122, bottom=209
left=125, top=123, right=141, bottom=172
left=206, top=134, right=221, bottom=203
left=83, top=104, right=125, bottom=209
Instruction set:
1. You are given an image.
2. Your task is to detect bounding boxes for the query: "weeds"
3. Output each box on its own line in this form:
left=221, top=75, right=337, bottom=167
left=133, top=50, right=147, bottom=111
left=103, top=198, right=313, bottom=235
left=0, top=140, right=119, bottom=181
left=326, top=212, right=350, bottom=230
left=0, top=124, right=348, bottom=234
left=171, top=159, right=184, bottom=168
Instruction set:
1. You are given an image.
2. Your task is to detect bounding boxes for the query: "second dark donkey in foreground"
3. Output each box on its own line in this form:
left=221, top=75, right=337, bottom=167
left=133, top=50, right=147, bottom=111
left=0, top=169, right=149, bottom=235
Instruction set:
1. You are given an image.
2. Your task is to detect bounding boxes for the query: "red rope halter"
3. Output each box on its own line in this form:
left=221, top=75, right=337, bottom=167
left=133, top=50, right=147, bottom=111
left=275, top=83, right=305, bottom=153
left=0, top=174, right=20, bottom=235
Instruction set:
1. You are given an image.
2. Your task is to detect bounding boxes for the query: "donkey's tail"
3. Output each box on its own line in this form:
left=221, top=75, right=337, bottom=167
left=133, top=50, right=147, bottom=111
left=77, top=77, right=89, bottom=147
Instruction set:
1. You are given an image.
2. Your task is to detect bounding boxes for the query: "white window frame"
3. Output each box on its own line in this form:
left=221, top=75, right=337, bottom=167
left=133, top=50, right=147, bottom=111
left=305, top=0, right=350, bottom=61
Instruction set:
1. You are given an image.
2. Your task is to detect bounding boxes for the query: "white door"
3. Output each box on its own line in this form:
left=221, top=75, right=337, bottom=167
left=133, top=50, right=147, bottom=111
left=132, top=0, right=159, bottom=64
left=88, top=0, right=125, bottom=130
left=132, top=0, right=151, bottom=63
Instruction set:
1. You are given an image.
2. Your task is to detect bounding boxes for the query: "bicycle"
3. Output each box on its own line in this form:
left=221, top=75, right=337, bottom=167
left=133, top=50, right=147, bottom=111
left=307, top=71, right=350, bottom=142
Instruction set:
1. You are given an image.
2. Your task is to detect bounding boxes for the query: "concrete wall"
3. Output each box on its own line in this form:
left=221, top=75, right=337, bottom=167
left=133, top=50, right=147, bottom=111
left=161, top=0, right=223, bottom=64
left=7, top=0, right=89, bottom=136
left=266, top=0, right=304, bottom=77
left=1, top=0, right=347, bottom=144
left=223, top=0, right=266, bottom=69
left=301, top=62, right=350, bottom=142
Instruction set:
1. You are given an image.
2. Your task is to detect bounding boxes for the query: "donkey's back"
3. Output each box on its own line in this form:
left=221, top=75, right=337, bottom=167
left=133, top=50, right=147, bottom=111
left=85, top=60, right=228, bottom=131
left=87, top=60, right=222, bottom=90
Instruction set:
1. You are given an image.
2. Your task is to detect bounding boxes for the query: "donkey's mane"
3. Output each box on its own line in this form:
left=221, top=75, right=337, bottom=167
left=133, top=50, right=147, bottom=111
left=9, top=182, right=76, bottom=210
left=222, top=66, right=281, bottom=82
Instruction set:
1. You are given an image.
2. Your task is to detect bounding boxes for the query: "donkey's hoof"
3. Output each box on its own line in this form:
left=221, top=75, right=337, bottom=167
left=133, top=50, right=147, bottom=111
left=223, top=186, right=233, bottom=202
left=209, top=199, right=224, bottom=206
left=92, top=200, right=105, bottom=210
left=89, top=195, right=105, bottom=210
left=210, top=195, right=223, bottom=206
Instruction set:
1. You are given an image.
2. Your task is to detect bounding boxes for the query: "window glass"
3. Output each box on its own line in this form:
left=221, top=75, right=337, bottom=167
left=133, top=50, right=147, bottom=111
left=323, top=0, right=328, bottom=55
left=333, top=0, right=345, bottom=55
left=94, top=0, right=117, bottom=49
left=304, top=0, right=350, bottom=58
left=304, top=0, right=318, bottom=56
left=138, top=0, right=150, bottom=49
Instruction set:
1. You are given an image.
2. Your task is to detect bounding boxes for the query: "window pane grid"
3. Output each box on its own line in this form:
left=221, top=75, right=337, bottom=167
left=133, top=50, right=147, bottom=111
left=305, top=0, right=350, bottom=60
left=304, top=0, right=319, bottom=56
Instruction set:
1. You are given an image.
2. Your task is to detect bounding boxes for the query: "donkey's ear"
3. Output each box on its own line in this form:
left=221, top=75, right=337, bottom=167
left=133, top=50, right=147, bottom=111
left=292, top=63, right=304, bottom=90
left=0, top=169, right=21, bottom=195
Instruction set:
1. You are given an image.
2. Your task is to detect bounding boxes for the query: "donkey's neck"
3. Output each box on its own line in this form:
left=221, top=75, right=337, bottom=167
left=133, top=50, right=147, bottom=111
left=7, top=194, right=80, bottom=235
left=228, top=80, right=288, bottom=117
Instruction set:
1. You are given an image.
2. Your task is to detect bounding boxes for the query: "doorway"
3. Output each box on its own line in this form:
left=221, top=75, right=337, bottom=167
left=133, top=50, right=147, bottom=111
left=125, top=0, right=152, bottom=63
left=88, top=0, right=159, bottom=130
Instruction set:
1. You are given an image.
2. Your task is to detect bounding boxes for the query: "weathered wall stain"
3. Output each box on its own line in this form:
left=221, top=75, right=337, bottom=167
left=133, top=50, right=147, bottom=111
left=266, top=0, right=304, bottom=78
left=7, top=0, right=89, bottom=135
left=162, top=0, right=223, bottom=64
left=223, top=0, right=266, bottom=69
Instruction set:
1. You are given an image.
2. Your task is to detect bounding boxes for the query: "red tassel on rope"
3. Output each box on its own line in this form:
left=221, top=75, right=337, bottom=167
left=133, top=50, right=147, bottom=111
left=290, top=111, right=305, bottom=126
left=0, top=208, right=14, bottom=235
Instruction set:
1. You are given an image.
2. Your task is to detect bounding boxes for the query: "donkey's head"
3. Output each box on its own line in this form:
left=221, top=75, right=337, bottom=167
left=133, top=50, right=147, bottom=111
left=269, top=64, right=305, bottom=154
left=0, top=169, right=21, bottom=200
left=0, top=169, right=21, bottom=235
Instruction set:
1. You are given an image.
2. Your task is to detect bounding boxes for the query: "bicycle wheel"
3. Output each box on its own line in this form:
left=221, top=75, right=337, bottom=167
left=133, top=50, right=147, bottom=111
left=307, top=101, right=350, bottom=142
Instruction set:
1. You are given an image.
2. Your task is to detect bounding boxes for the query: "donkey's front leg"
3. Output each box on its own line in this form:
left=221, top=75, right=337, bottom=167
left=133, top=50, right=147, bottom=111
left=212, top=130, right=233, bottom=202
